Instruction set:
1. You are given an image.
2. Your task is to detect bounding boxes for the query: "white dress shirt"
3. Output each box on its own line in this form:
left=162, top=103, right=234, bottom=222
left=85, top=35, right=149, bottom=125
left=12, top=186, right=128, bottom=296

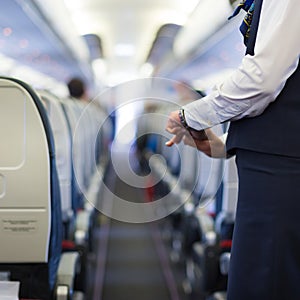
left=183, top=0, right=300, bottom=131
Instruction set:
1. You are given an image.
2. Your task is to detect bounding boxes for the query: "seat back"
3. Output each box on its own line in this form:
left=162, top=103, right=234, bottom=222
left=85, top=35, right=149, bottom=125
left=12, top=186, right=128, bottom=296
left=64, top=100, right=87, bottom=195
left=221, top=156, right=238, bottom=216
left=76, top=101, right=93, bottom=187
left=178, top=145, right=200, bottom=191
left=0, top=77, right=62, bottom=298
left=62, top=99, right=86, bottom=209
left=38, top=90, right=73, bottom=230
left=166, top=144, right=181, bottom=176
left=190, top=125, right=224, bottom=206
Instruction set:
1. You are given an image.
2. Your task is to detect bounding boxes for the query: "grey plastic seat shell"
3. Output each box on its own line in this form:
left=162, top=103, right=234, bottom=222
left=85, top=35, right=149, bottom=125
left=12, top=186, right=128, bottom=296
left=0, top=79, right=51, bottom=263
left=0, top=78, right=86, bottom=300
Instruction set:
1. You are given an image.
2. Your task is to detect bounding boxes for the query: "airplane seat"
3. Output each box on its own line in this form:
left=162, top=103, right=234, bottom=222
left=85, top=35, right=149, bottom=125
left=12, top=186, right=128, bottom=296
left=88, top=106, right=104, bottom=165
left=75, top=101, right=93, bottom=190
left=167, top=143, right=181, bottom=176
left=193, top=155, right=224, bottom=207
left=38, top=90, right=74, bottom=240
left=168, top=146, right=200, bottom=262
left=61, top=99, right=85, bottom=212
left=87, top=106, right=103, bottom=170
left=179, top=128, right=225, bottom=296
left=189, top=156, right=238, bottom=298
left=70, top=100, right=105, bottom=205
left=38, top=90, right=92, bottom=293
left=220, top=156, right=238, bottom=220
left=216, top=156, right=238, bottom=273
left=71, top=101, right=87, bottom=190
left=61, top=99, right=106, bottom=257
left=97, top=108, right=113, bottom=163
left=187, top=127, right=224, bottom=255
left=215, top=211, right=234, bottom=254
left=216, top=217, right=233, bottom=292
left=179, top=145, right=200, bottom=191
left=94, top=110, right=104, bottom=165
left=72, top=102, right=103, bottom=234
left=0, top=77, right=79, bottom=299
left=195, top=211, right=234, bottom=298
left=186, top=211, right=221, bottom=295
left=205, top=156, right=238, bottom=299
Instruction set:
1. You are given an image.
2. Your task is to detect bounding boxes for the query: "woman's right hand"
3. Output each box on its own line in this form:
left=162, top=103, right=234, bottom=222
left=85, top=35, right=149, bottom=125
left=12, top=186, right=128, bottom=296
left=165, top=110, right=187, bottom=147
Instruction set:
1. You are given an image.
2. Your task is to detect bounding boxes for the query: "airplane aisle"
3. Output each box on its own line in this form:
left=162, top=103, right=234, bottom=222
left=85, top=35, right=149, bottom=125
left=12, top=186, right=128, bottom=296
left=92, top=150, right=188, bottom=300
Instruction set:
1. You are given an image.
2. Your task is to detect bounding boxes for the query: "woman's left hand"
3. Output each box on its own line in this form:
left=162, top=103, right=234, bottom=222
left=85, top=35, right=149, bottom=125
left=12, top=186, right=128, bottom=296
left=183, top=128, right=227, bottom=158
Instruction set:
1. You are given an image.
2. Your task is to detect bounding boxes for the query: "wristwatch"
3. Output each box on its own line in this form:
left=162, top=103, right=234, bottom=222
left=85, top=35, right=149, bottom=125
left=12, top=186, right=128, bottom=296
left=178, top=109, right=189, bottom=129
left=178, top=109, right=208, bottom=141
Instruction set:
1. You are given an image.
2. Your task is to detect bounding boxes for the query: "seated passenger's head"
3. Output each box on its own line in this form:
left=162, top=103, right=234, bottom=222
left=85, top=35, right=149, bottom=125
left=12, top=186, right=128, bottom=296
left=67, top=77, right=88, bottom=101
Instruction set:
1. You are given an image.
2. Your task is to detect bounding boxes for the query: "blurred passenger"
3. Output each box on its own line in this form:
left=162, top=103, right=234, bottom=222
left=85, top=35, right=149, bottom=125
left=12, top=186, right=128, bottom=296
left=173, top=80, right=205, bottom=104
left=67, top=77, right=89, bottom=102
left=166, top=0, right=300, bottom=299
left=136, top=102, right=158, bottom=173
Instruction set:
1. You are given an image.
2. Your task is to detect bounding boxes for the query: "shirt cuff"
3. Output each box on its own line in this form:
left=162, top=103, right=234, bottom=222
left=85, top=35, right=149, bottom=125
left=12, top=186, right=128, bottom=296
left=182, top=95, right=221, bottom=130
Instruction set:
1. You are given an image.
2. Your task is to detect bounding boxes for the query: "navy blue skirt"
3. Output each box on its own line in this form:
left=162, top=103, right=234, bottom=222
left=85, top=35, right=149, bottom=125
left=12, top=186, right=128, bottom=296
left=227, top=149, right=300, bottom=300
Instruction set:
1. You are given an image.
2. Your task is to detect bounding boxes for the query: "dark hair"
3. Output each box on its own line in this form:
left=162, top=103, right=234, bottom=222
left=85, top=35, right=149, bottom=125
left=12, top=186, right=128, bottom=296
left=67, top=77, right=86, bottom=98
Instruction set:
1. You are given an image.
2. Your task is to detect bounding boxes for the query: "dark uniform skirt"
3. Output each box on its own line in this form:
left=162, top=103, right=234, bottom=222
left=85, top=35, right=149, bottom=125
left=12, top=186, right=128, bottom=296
left=227, top=149, right=300, bottom=300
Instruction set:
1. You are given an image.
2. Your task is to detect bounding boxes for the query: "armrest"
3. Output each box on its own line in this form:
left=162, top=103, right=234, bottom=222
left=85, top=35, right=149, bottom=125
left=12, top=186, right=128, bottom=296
left=207, top=291, right=227, bottom=300
left=56, top=285, right=69, bottom=300
left=219, top=252, right=231, bottom=275
left=56, top=252, right=80, bottom=293
left=75, top=210, right=91, bottom=245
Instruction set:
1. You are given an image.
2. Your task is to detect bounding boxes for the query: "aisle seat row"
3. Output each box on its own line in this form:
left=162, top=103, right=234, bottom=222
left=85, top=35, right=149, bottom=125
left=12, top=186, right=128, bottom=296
left=140, top=101, right=238, bottom=300
left=0, top=77, right=111, bottom=299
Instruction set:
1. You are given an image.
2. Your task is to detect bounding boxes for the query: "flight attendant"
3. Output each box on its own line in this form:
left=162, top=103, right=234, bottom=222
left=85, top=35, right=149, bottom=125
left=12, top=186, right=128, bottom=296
left=165, top=0, right=300, bottom=299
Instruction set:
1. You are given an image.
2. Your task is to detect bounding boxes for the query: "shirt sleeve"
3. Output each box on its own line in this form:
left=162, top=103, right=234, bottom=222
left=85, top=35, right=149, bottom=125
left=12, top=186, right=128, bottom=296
left=183, top=0, right=300, bottom=131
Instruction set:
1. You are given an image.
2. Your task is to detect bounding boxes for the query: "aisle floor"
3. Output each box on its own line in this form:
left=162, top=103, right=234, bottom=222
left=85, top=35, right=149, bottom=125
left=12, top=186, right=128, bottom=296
left=91, top=150, right=188, bottom=300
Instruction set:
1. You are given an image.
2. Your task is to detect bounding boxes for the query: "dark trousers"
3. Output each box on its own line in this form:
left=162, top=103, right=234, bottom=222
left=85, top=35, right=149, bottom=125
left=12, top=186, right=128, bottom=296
left=227, top=149, right=300, bottom=300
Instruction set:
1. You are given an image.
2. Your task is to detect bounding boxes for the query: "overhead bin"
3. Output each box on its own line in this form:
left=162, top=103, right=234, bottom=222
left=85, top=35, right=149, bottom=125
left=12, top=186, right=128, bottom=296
left=173, top=0, right=233, bottom=59
left=0, top=0, right=93, bottom=84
